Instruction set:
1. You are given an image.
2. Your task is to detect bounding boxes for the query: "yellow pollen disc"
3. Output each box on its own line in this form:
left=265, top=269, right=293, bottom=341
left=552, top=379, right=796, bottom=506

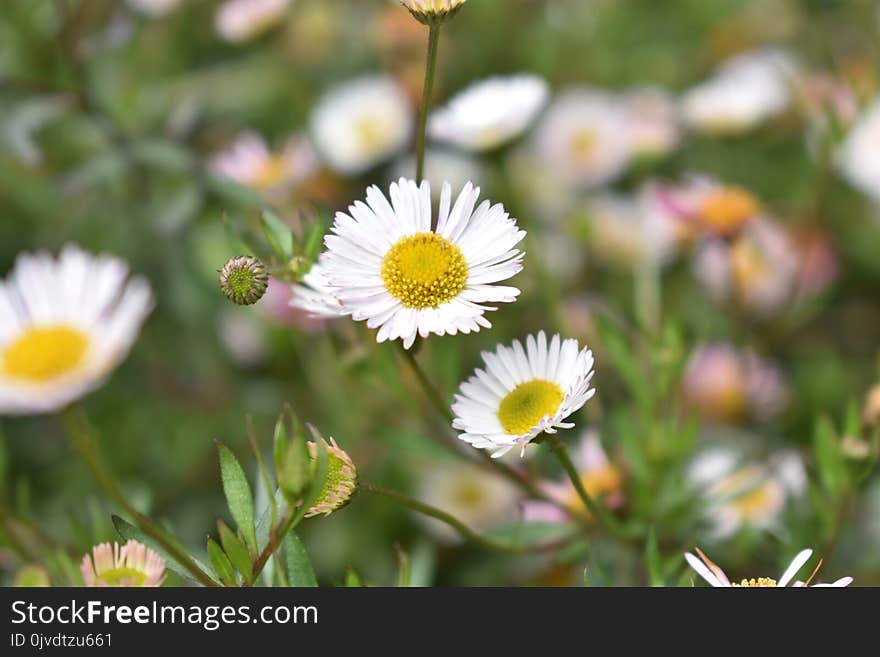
left=381, top=232, right=468, bottom=309
left=2, top=325, right=89, bottom=383
left=697, top=188, right=760, bottom=234
left=569, top=128, right=597, bottom=163
left=497, top=379, right=564, bottom=435
left=252, top=156, right=289, bottom=189
left=730, top=481, right=778, bottom=519
left=453, top=481, right=486, bottom=507
left=732, top=577, right=777, bottom=587
left=355, top=115, right=391, bottom=153
left=97, top=567, right=148, bottom=587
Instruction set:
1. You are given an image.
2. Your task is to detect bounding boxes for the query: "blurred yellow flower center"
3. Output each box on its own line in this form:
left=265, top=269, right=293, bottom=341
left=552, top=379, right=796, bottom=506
left=96, top=567, right=147, bottom=587
left=730, top=481, right=778, bottom=519
left=569, top=128, right=597, bottom=162
left=252, top=156, right=289, bottom=189
left=453, top=481, right=486, bottom=507
left=381, top=232, right=468, bottom=309
left=355, top=115, right=391, bottom=153
left=497, top=379, right=564, bottom=435
left=731, top=577, right=777, bottom=587
left=698, top=188, right=759, bottom=234
left=2, top=325, right=89, bottom=382
left=730, top=238, right=770, bottom=294
left=567, top=465, right=623, bottom=513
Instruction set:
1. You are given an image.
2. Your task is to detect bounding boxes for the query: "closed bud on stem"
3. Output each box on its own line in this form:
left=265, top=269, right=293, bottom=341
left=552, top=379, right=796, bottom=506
left=219, top=255, right=269, bottom=305
left=400, top=0, right=467, bottom=26
left=305, top=436, right=357, bottom=517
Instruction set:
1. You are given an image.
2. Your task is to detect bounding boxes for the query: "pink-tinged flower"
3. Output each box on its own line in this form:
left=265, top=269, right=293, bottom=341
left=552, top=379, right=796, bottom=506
left=620, top=87, right=682, bottom=158
left=681, top=344, right=789, bottom=424
left=209, top=131, right=317, bottom=195
left=685, top=548, right=852, bottom=587
left=81, top=540, right=165, bottom=587
left=791, top=228, right=838, bottom=300
left=215, top=0, right=289, bottom=43
left=693, top=218, right=799, bottom=317
left=522, top=431, right=624, bottom=523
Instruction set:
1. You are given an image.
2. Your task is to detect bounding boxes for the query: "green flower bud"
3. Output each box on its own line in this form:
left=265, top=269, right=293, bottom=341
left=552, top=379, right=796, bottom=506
left=400, top=0, right=467, bottom=26
left=219, top=256, right=269, bottom=305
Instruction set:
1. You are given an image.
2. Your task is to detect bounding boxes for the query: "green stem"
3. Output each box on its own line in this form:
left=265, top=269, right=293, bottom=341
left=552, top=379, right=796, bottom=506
left=546, top=434, right=638, bottom=540
left=61, top=407, right=218, bottom=587
left=359, top=482, right=566, bottom=554
left=396, top=344, right=550, bottom=502
left=415, top=24, right=441, bottom=186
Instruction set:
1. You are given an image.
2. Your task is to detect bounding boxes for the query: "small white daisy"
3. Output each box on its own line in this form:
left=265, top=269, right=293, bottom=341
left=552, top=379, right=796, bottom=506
left=320, top=178, right=525, bottom=349
left=531, top=88, right=632, bottom=187
left=621, top=86, right=682, bottom=158
left=427, top=74, right=549, bottom=152
left=310, top=75, right=413, bottom=176
left=0, top=244, right=153, bottom=415
left=681, top=49, right=796, bottom=136
left=837, top=96, right=880, bottom=204
left=452, top=331, right=596, bottom=457
left=289, top=259, right=345, bottom=319
left=685, top=547, right=852, bottom=587
left=215, top=0, right=289, bottom=43
left=81, top=540, right=166, bottom=587
left=209, top=130, right=317, bottom=194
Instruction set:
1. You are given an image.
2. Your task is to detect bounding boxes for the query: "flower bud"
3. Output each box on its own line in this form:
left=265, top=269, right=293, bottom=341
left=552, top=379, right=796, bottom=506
left=305, top=436, right=357, bottom=517
left=400, top=0, right=466, bottom=26
left=219, top=255, right=269, bottom=305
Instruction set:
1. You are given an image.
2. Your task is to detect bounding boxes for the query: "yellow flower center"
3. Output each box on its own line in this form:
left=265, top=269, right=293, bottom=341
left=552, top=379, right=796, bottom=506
left=2, top=325, right=89, bottom=383
left=96, top=567, right=147, bottom=587
left=730, top=481, right=778, bottom=520
left=732, top=578, right=777, bottom=587
left=697, top=188, right=759, bottom=235
left=453, top=481, right=486, bottom=507
left=497, top=379, right=564, bottom=435
left=252, top=156, right=289, bottom=189
left=730, top=237, right=770, bottom=294
left=381, top=232, right=468, bottom=309
left=355, top=115, right=391, bottom=154
left=569, top=128, right=597, bottom=163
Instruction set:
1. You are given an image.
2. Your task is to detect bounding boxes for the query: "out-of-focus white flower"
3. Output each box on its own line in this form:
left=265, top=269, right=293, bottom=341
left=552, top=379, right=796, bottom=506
left=209, top=131, right=317, bottom=194
left=693, top=218, right=799, bottom=316
left=452, top=331, right=596, bottom=457
left=0, top=245, right=153, bottom=415
left=215, top=0, right=289, bottom=43
left=127, top=0, right=183, bottom=18
left=310, top=75, right=413, bottom=176
left=837, top=96, right=880, bottom=204
left=320, top=179, right=525, bottom=349
left=428, top=75, right=549, bottom=152
left=681, top=49, right=796, bottom=136
left=583, top=193, right=680, bottom=270
left=531, top=88, right=632, bottom=187
left=392, top=149, right=485, bottom=201
left=687, top=447, right=805, bottom=539
left=791, top=228, right=838, bottom=300
left=681, top=343, right=789, bottom=423
left=523, top=430, right=624, bottom=523
left=81, top=540, right=165, bottom=587
left=415, top=460, right=518, bottom=542
left=621, top=87, right=682, bottom=158
left=685, top=547, right=852, bottom=587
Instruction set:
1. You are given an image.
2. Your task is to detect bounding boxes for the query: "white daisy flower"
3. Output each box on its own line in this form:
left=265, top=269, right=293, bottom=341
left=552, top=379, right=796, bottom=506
left=837, top=96, right=880, bottom=204
left=215, top=0, right=289, bottom=43
left=289, top=259, right=345, bottom=319
left=81, top=540, right=166, bottom=587
left=452, top=331, right=596, bottom=457
left=531, top=88, right=632, bottom=187
left=427, top=74, right=549, bottom=152
left=621, top=87, right=682, bottom=158
left=310, top=75, right=413, bottom=176
left=681, top=49, right=796, bottom=136
left=320, top=178, right=525, bottom=349
left=209, top=130, right=317, bottom=194
left=685, top=547, right=852, bottom=587
left=0, top=244, right=153, bottom=415
left=127, top=0, right=183, bottom=18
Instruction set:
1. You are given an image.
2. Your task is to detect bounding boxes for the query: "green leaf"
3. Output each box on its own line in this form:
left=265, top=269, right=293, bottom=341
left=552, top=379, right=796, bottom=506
left=302, top=212, right=326, bottom=263
left=283, top=532, right=317, bottom=587
left=112, top=515, right=217, bottom=586
left=394, top=543, right=410, bottom=588
left=217, top=518, right=253, bottom=584
left=261, top=210, right=294, bottom=261
left=813, top=415, right=844, bottom=496
left=645, top=527, right=663, bottom=586
left=595, top=315, right=651, bottom=410
left=483, top=521, right=573, bottom=549
left=344, top=566, right=363, bottom=587
left=207, top=538, right=236, bottom=586
left=217, top=444, right=258, bottom=556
